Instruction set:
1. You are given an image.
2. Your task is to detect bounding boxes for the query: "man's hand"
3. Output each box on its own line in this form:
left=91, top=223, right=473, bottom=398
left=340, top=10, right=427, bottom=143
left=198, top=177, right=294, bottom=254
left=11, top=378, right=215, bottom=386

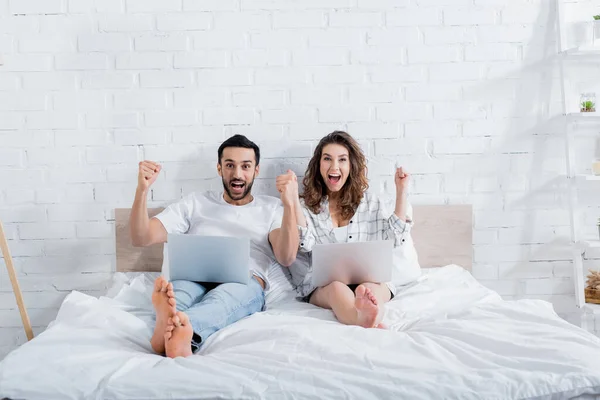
left=276, top=170, right=299, bottom=208
left=394, top=166, right=410, bottom=194
left=138, top=160, right=161, bottom=191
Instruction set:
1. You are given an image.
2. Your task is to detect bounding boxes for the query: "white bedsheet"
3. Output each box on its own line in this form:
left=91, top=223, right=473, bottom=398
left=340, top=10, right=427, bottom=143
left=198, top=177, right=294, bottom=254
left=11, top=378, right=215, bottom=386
left=2, top=265, right=600, bottom=400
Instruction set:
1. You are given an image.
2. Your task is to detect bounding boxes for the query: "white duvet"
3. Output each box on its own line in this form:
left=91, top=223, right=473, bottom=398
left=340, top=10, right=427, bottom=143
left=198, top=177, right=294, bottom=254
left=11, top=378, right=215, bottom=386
left=2, top=265, right=600, bottom=400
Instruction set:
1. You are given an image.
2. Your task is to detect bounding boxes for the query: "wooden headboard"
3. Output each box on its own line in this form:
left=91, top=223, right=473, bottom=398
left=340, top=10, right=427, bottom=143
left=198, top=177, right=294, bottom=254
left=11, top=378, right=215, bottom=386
left=115, top=205, right=473, bottom=272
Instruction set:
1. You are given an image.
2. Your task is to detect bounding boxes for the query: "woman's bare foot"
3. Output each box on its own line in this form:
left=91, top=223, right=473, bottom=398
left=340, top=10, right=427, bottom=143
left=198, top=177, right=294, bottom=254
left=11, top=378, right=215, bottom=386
left=355, top=284, right=380, bottom=328
left=151, top=276, right=176, bottom=354
left=165, top=311, right=194, bottom=358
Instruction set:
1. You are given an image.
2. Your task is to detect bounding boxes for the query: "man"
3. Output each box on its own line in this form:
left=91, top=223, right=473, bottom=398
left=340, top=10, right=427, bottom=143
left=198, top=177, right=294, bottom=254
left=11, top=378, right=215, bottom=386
left=130, top=134, right=281, bottom=358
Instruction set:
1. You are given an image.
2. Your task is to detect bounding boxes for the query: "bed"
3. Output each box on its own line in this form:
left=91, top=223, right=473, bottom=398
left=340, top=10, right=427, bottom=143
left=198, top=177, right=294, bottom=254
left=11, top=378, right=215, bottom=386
left=2, top=205, right=600, bottom=400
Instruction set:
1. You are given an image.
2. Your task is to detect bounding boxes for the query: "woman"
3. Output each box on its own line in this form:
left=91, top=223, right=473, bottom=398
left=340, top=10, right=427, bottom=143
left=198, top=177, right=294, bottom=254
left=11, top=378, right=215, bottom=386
left=270, top=131, right=416, bottom=329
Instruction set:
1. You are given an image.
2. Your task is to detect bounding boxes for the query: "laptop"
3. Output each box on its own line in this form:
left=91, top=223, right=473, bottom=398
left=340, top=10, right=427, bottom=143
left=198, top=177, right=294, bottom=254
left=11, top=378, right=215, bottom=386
left=311, top=240, right=393, bottom=288
left=166, top=234, right=251, bottom=285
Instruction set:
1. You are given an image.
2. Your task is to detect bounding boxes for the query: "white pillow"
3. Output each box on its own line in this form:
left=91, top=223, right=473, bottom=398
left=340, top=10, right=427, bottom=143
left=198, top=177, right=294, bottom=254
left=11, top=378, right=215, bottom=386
left=382, top=196, right=422, bottom=287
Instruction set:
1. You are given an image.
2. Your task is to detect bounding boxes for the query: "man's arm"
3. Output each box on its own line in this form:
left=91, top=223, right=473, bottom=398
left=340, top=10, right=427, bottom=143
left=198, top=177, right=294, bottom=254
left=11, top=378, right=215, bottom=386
left=130, top=160, right=168, bottom=247
left=269, top=206, right=299, bottom=267
left=269, top=170, right=301, bottom=267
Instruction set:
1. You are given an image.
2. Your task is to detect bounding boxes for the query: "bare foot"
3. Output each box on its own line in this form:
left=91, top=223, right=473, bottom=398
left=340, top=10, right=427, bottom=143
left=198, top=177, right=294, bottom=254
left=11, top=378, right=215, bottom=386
left=165, top=311, right=193, bottom=358
left=151, top=276, right=176, bottom=354
left=355, top=285, right=380, bottom=328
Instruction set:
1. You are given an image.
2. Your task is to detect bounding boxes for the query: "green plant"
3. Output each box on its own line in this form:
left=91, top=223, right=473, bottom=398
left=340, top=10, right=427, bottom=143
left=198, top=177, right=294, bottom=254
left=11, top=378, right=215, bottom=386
left=594, top=15, right=600, bottom=20
left=582, top=100, right=596, bottom=111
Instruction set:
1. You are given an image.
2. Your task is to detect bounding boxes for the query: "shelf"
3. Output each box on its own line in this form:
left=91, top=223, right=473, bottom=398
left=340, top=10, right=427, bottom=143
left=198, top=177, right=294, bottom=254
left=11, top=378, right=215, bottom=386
left=582, top=302, right=600, bottom=314
left=580, top=240, right=600, bottom=248
left=576, top=174, right=600, bottom=181
left=559, top=45, right=600, bottom=60
left=575, top=240, right=600, bottom=256
left=567, top=113, right=600, bottom=122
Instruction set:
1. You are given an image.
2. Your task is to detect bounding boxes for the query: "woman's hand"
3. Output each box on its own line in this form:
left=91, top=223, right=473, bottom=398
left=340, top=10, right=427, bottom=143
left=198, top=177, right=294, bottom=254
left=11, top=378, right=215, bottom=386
left=394, top=167, right=410, bottom=194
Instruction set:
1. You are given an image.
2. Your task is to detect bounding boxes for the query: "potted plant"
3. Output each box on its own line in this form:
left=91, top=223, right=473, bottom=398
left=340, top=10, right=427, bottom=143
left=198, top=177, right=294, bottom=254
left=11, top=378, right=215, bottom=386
left=585, top=270, right=600, bottom=304
left=595, top=15, right=600, bottom=42
left=581, top=98, right=596, bottom=112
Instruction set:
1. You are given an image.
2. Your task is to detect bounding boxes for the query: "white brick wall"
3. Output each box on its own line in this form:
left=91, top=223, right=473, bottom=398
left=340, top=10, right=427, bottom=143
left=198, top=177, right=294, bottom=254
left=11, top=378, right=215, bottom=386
left=1, top=0, right=599, bottom=358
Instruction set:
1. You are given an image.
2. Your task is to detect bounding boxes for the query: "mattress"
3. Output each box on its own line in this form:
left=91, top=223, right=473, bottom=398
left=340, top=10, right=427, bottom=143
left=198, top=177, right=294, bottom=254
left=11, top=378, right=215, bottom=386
left=1, top=265, right=600, bottom=400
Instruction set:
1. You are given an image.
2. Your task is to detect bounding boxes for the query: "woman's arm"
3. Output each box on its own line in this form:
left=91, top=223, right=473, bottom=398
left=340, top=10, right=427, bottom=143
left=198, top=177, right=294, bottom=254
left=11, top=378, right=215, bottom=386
left=381, top=167, right=412, bottom=248
left=394, top=167, right=410, bottom=222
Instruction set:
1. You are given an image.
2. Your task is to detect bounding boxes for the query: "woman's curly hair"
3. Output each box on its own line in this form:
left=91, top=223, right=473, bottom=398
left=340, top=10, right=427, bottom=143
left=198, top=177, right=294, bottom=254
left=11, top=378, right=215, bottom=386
left=301, top=131, right=369, bottom=220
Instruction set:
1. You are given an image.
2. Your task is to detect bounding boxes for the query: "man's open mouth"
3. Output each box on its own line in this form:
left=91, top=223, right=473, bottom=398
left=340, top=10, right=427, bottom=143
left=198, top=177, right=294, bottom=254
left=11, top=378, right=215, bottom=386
left=230, top=181, right=246, bottom=193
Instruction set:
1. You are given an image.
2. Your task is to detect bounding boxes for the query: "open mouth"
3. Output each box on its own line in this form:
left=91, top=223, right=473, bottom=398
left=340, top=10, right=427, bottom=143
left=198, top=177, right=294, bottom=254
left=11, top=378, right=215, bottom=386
left=230, top=181, right=246, bottom=194
left=328, top=174, right=341, bottom=185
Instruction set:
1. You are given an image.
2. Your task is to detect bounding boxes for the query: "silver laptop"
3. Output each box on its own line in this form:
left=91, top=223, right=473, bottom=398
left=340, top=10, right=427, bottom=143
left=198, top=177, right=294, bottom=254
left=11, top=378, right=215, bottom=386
left=311, top=240, right=393, bottom=288
left=166, top=234, right=250, bottom=284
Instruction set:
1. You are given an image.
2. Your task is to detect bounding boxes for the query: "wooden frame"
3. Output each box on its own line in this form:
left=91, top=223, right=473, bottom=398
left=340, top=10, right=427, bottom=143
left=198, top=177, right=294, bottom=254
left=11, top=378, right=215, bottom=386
left=115, top=205, right=473, bottom=273
left=0, top=220, right=34, bottom=341
left=411, top=205, right=473, bottom=270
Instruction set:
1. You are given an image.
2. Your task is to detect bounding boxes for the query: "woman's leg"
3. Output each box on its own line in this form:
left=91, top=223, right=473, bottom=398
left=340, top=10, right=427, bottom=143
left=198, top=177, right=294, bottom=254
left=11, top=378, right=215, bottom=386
left=357, top=282, right=391, bottom=328
left=360, top=282, right=391, bottom=304
left=309, top=281, right=381, bottom=328
left=309, top=281, right=356, bottom=324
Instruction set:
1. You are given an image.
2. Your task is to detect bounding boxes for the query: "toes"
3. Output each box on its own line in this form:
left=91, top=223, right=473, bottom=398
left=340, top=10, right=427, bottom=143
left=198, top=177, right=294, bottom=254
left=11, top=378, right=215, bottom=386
left=355, top=284, right=366, bottom=297
left=168, top=298, right=176, bottom=307
left=167, top=290, right=175, bottom=298
left=164, top=331, right=172, bottom=341
left=167, top=317, right=174, bottom=326
left=167, top=283, right=173, bottom=293
left=177, top=311, right=190, bottom=326
left=173, top=315, right=181, bottom=327
left=369, top=293, right=378, bottom=305
left=154, top=277, right=164, bottom=292
left=166, top=325, right=174, bottom=332
left=363, top=288, right=378, bottom=305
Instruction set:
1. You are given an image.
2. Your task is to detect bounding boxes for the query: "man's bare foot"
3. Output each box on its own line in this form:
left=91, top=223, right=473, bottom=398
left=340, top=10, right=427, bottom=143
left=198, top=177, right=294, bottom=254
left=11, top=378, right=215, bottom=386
left=355, top=285, right=380, bottom=328
left=151, top=276, right=176, bottom=354
left=165, top=311, right=193, bottom=358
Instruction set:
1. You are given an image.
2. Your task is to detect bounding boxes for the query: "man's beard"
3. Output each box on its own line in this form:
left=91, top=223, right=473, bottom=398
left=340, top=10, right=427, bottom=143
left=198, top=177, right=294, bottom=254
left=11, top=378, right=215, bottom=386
left=222, top=175, right=255, bottom=201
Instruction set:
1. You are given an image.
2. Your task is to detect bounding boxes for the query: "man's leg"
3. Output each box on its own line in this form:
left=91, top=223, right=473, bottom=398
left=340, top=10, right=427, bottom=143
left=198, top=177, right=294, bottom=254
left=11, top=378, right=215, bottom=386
left=165, top=278, right=264, bottom=357
left=151, top=278, right=209, bottom=355
left=151, top=276, right=176, bottom=354
left=172, top=280, right=212, bottom=312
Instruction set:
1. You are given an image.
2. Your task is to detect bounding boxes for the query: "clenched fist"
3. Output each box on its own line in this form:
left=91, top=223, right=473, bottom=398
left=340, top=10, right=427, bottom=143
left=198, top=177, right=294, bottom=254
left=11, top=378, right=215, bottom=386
left=138, top=160, right=161, bottom=191
left=276, top=170, right=299, bottom=207
left=395, top=167, right=410, bottom=194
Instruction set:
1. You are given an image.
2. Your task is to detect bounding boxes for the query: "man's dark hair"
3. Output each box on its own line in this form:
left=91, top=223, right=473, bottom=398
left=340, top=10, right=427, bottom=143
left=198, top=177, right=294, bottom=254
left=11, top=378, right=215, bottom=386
left=217, top=134, right=260, bottom=165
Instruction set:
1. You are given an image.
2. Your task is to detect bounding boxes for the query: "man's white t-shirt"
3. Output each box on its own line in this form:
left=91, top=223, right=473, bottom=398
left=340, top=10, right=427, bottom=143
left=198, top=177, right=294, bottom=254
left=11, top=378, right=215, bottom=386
left=153, top=191, right=281, bottom=291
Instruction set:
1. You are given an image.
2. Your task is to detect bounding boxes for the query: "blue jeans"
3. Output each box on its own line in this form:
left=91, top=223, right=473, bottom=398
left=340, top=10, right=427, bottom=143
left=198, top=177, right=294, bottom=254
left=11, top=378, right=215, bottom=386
left=171, top=278, right=264, bottom=351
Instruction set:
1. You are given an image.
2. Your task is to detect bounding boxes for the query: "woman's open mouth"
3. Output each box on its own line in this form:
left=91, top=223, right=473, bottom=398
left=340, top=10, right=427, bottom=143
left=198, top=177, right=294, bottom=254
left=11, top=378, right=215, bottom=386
left=328, top=174, right=341, bottom=185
